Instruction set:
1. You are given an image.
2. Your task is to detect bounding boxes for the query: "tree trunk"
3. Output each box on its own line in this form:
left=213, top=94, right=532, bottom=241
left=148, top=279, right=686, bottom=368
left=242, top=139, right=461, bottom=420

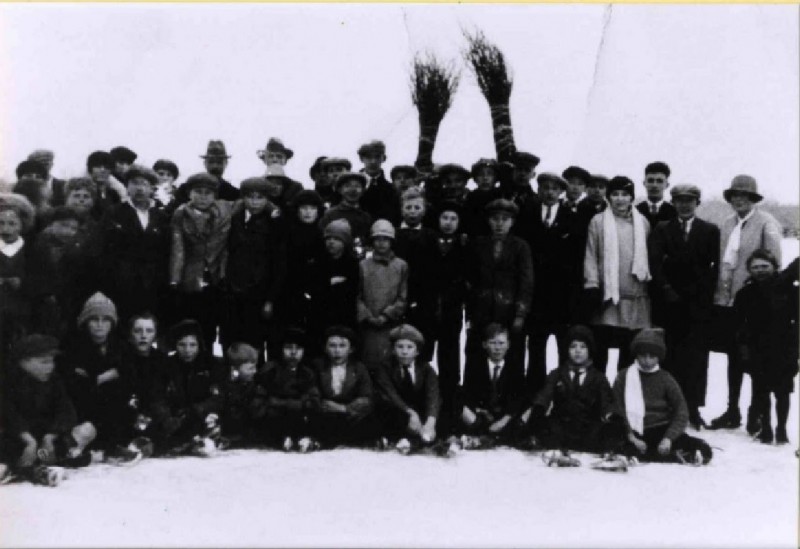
left=490, top=103, right=516, bottom=163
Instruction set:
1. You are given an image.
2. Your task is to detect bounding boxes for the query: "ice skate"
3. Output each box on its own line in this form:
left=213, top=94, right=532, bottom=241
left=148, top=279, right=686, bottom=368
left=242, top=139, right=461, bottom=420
left=542, top=449, right=581, bottom=467
left=395, top=438, right=412, bottom=455
left=675, top=449, right=704, bottom=466
left=297, top=437, right=320, bottom=453
left=106, top=444, right=143, bottom=466
left=128, top=436, right=154, bottom=458
left=590, top=453, right=629, bottom=472
left=31, top=465, right=66, bottom=487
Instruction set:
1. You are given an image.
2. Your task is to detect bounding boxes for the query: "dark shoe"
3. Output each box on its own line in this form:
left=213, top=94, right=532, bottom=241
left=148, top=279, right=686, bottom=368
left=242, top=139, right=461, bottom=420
left=757, top=424, right=774, bottom=444
left=776, top=427, right=789, bottom=445
left=746, top=408, right=762, bottom=436
left=689, top=410, right=707, bottom=431
left=708, top=408, right=741, bottom=430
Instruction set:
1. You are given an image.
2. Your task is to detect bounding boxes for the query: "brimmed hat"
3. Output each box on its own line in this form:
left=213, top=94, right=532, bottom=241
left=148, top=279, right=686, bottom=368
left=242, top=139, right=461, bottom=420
left=438, top=163, right=470, bottom=181
left=282, top=326, right=307, bottom=348
left=334, top=172, right=367, bottom=192
left=201, top=140, right=230, bottom=159
left=258, top=137, right=294, bottom=161
left=240, top=177, right=270, bottom=196
left=471, top=158, right=499, bottom=179
left=671, top=184, right=701, bottom=201
left=309, top=156, right=328, bottom=180
left=723, top=175, right=762, bottom=203
left=28, top=149, right=54, bottom=163
left=324, top=325, right=358, bottom=347
left=125, top=164, right=158, bottom=186
left=370, top=219, right=395, bottom=240
left=565, top=324, right=595, bottom=357
left=153, top=159, right=179, bottom=180
left=16, top=160, right=47, bottom=180
left=512, top=151, right=540, bottom=170
left=389, top=324, right=425, bottom=348
left=0, top=192, right=36, bottom=233
left=537, top=172, right=567, bottom=190
left=184, top=172, right=220, bottom=194
left=77, top=292, right=118, bottom=327
left=170, top=319, right=206, bottom=350
left=322, top=157, right=353, bottom=171
left=11, top=334, right=60, bottom=363
left=390, top=164, right=418, bottom=180
left=110, top=146, right=137, bottom=164
left=292, top=189, right=324, bottom=210
left=606, top=176, right=635, bottom=199
left=485, top=198, right=519, bottom=217
left=323, top=219, right=353, bottom=247
left=562, top=166, right=591, bottom=185
left=357, top=140, right=386, bottom=157
left=87, top=151, right=113, bottom=171
left=630, top=328, right=667, bottom=361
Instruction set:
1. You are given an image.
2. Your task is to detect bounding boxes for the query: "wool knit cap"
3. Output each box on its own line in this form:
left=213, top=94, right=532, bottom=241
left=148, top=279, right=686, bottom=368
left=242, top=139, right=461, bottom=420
left=357, top=140, right=386, bottom=157
left=537, top=172, right=567, bottom=190
left=282, top=327, right=307, bottom=348
left=110, top=146, right=138, bottom=164
left=0, top=192, right=36, bottom=233
left=630, top=328, right=667, bottom=361
left=564, top=324, right=596, bottom=357
left=86, top=151, right=113, bottom=171
left=390, top=164, right=417, bottom=180
left=169, top=319, right=206, bottom=350
left=11, top=334, right=60, bottom=363
left=437, top=163, right=470, bottom=181
left=471, top=158, right=499, bottom=178
left=16, top=160, right=47, bottom=180
left=723, top=175, right=763, bottom=203
left=125, top=164, right=158, bottom=186
left=670, top=184, right=701, bottom=201
left=562, top=166, right=592, bottom=185
left=292, top=189, right=324, bottom=209
left=184, top=172, right=220, bottom=194
left=512, top=151, right=540, bottom=170
left=485, top=198, right=519, bottom=218
left=322, top=157, right=353, bottom=171
left=28, top=149, right=54, bottom=163
left=370, top=219, right=395, bottom=239
left=324, top=325, right=358, bottom=347
left=389, top=324, right=425, bottom=348
left=240, top=177, right=270, bottom=196
left=606, top=176, right=635, bottom=199
left=335, top=172, right=368, bottom=192
left=323, top=219, right=353, bottom=247
left=77, top=292, right=118, bottom=327
left=226, top=342, right=259, bottom=366
left=153, top=159, right=180, bottom=179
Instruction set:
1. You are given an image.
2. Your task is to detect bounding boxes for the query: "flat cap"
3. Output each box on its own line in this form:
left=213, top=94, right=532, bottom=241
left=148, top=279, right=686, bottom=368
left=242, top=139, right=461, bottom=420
left=537, top=172, right=567, bottom=190
left=389, top=324, right=425, bottom=348
left=670, top=184, right=701, bottom=201
left=485, top=198, right=519, bottom=217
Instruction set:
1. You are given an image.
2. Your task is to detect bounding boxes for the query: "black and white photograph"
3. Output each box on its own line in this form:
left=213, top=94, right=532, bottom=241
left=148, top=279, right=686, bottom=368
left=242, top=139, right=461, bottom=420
left=0, top=2, right=798, bottom=547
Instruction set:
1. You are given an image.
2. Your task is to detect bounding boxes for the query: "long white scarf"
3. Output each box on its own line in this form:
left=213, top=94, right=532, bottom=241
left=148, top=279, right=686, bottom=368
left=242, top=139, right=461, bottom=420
left=722, top=210, right=755, bottom=268
left=602, top=207, right=651, bottom=305
left=624, top=362, right=661, bottom=436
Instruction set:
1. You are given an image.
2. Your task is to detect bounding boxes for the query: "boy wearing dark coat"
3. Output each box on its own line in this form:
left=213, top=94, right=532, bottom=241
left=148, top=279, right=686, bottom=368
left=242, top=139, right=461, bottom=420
left=319, top=172, right=373, bottom=252
left=373, top=325, right=440, bottom=449
left=357, top=140, right=401, bottom=227
left=221, top=342, right=261, bottom=447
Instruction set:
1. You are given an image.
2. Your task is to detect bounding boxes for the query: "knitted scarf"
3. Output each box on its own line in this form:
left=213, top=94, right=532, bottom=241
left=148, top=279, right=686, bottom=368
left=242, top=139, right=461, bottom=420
left=624, top=361, right=661, bottom=436
left=601, top=207, right=651, bottom=305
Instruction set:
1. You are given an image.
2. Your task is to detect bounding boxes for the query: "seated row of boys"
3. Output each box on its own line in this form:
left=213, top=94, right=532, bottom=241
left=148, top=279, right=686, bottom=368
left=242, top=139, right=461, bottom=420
left=2, top=291, right=712, bottom=481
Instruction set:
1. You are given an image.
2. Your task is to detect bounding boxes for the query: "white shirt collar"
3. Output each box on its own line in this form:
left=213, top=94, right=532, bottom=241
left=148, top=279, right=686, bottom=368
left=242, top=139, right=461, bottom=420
left=487, top=359, right=505, bottom=379
left=737, top=208, right=756, bottom=225
left=647, top=199, right=664, bottom=210
left=125, top=198, right=152, bottom=229
left=399, top=361, right=416, bottom=384
left=400, top=221, right=422, bottom=230
left=244, top=210, right=252, bottom=223
left=0, top=237, right=24, bottom=257
left=542, top=201, right=559, bottom=223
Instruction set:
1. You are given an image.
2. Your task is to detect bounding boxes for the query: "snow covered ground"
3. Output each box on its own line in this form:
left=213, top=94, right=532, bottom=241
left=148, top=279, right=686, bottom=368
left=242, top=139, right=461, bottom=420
left=1, top=239, right=798, bottom=549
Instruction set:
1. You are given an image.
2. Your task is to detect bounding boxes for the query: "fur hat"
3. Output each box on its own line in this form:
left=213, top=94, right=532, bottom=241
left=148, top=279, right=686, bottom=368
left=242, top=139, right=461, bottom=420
left=565, top=324, right=595, bottom=357
left=86, top=151, right=113, bottom=171
left=110, top=146, right=137, bottom=164
left=485, top=198, right=519, bottom=218
left=226, top=342, right=259, bottom=367
left=471, top=158, right=499, bottom=179
left=258, top=137, right=294, bottom=160
left=389, top=324, right=425, bottom=348
left=16, top=160, right=47, bottom=180
left=630, top=328, right=667, bottom=361
left=0, top=192, right=36, bottom=233
left=201, top=140, right=230, bottom=159
left=153, top=159, right=179, bottom=180
left=671, top=184, right=701, bottom=202
left=323, top=325, right=358, bottom=347
left=292, top=189, right=324, bottom=210
left=370, top=219, right=395, bottom=240
left=390, top=165, right=417, bottom=180
left=537, top=172, right=567, bottom=190
left=606, top=176, right=635, bottom=199
left=512, top=151, right=540, bottom=170
left=334, top=172, right=367, bottom=192
left=240, top=177, right=270, bottom=196
left=723, top=175, right=763, bottom=203
left=11, top=334, right=60, bottom=363
left=125, top=164, right=158, bottom=186
left=562, top=166, right=591, bottom=185
left=77, top=292, right=118, bottom=327
left=357, top=140, right=386, bottom=158
left=184, top=173, right=220, bottom=194
left=323, top=219, right=353, bottom=247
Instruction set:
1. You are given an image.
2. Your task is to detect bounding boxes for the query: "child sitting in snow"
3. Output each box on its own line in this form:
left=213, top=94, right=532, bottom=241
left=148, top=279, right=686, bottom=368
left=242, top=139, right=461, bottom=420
left=613, top=328, right=713, bottom=464
left=1, top=335, right=96, bottom=485
left=373, top=324, right=440, bottom=452
left=221, top=342, right=261, bottom=447
left=254, top=328, right=320, bottom=451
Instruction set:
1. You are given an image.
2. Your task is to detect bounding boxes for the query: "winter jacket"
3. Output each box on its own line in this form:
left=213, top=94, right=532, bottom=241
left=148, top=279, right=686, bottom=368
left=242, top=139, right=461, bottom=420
left=533, top=365, right=616, bottom=431
left=431, top=233, right=468, bottom=316
left=373, top=357, right=441, bottom=420
left=613, top=367, right=688, bottom=441
left=357, top=252, right=408, bottom=325
left=360, top=171, right=401, bottom=227
left=150, top=354, right=226, bottom=424
left=226, top=208, right=286, bottom=302
left=3, top=369, right=77, bottom=438
left=319, top=203, right=373, bottom=245
left=308, top=253, right=360, bottom=334
left=462, top=357, right=527, bottom=420
left=313, top=358, right=374, bottom=419
left=394, top=226, right=439, bottom=316
left=253, top=361, right=320, bottom=418
left=280, top=218, right=326, bottom=326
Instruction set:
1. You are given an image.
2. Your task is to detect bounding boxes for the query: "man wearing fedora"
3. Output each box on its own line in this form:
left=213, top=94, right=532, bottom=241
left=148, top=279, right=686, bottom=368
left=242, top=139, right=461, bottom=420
left=707, top=175, right=782, bottom=432
left=257, top=137, right=293, bottom=168
left=174, top=141, right=241, bottom=208
left=648, top=184, right=720, bottom=430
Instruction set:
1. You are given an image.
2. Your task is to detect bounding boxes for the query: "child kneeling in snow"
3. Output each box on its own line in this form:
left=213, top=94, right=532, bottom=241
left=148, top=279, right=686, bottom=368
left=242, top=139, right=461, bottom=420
left=614, top=328, right=712, bottom=464
left=526, top=325, right=626, bottom=454
left=1, top=335, right=96, bottom=485
left=373, top=324, right=440, bottom=452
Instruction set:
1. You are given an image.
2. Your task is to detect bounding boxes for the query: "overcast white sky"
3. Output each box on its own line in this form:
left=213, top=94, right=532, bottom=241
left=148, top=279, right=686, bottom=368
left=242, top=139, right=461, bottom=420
left=1, top=3, right=798, bottom=203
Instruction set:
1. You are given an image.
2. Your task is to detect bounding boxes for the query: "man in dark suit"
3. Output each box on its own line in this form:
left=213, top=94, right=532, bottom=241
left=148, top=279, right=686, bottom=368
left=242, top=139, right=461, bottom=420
left=648, top=184, right=720, bottom=429
left=27, top=149, right=67, bottom=206
left=357, top=140, right=401, bottom=226
left=174, top=141, right=240, bottom=206
left=524, top=173, right=581, bottom=397
left=499, top=151, right=540, bottom=238
left=636, top=161, right=677, bottom=226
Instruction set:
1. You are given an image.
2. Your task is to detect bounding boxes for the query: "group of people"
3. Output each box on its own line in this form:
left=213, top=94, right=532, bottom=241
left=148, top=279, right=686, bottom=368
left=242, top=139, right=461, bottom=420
left=0, top=137, right=796, bottom=485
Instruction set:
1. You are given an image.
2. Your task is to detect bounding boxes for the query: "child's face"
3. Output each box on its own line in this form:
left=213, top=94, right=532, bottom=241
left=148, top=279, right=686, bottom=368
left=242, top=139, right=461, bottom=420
left=49, top=219, right=80, bottom=241
left=325, top=236, right=345, bottom=257
left=66, top=189, right=94, bottom=216
left=339, top=181, right=364, bottom=204
left=360, top=153, right=385, bottom=175
left=483, top=333, right=510, bottom=363
left=0, top=210, right=22, bottom=244
left=130, top=318, right=157, bottom=355
left=393, top=339, right=418, bottom=366
left=644, top=172, right=669, bottom=202
left=513, top=165, right=535, bottom=186
left=673, top=196, right=699, bottom=220
left=297, top=205, right=319, bottom=224
left=90, top=165, right=111, bottom=184
left=155, top=170, right=175, bottom=186
left=372, top=235, right=392, bottom=254
left=282, top=343, right=305, bottom=365
left=637, top=353, right=660, bottom=372
left=438, top=211, right=460, bottom=235
left=189, top=187, right=216, bottom=211
left=565, top=179, right=586, bottom=202
left=20, top=355, right=56, bottom=383
left=264, top=179, right=283, bottom=199
left=748, top=258, right=776, bottom=281
left=488, top=212, right=514, bottom=237
left=325, top=336, right=351, bottom=363
left=401, top=198, right=425, bottom=226
left=114, top=161, right=132, bottom=177
left=609, top=190, right=632, bottom=214
left=538, top=182, right=562, bottom=206
left=244, top=191, right=269, bottom=215
left=326, top=166, right=347, bottom=185
left=474, top=167, right=497, bottom=191
left=87, top=315, right=113, bottom=344
left=568, top=341, right=590, bottom=366
left=237, top=361, right=258, bottom=383
left=587, top=183, right=606, bottom=203
left=441, top=174, right=467, bottom=199
left=176, top=335, right=200, bottom=363
left=392, top=173, right=416, bottom=194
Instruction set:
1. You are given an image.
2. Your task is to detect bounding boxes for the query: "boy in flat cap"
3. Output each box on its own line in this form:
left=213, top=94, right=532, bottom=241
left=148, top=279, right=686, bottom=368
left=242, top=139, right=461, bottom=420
left=319, top=172, right=373, bottom=251
left=357, top=140, right=400, bottom=227
left=373, top=324, right=441, bottom=450
left=500, top=151, right=540, bottom=237
left=648, top=184, right=720, bottom=429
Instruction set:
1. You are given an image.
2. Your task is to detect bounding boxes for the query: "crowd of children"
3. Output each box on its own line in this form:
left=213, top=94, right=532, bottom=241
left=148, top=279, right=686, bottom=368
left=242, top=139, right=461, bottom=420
left=0, top=140, right=796, bottom=485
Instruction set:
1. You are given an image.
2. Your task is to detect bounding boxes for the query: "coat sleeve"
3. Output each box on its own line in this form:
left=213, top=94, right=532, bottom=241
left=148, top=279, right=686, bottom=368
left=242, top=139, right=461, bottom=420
left=532, top=370, right=558, bottom=410
left=381, top=260, right=408, bottom=321
left=762, top=215, right=783, bottom=266
left=169, top=209, right=186, bottom=286
left=514, top=240, right=534, bottom=321
left=373, top=362, right=410, bottom=414
left=612, top=372, right=631, bottom=432
left=648, top=224, right=668, bottom=293
left=345, top=363, right=374, bottom=418
left=356, top=261, right=372, bottom=323
left=423, top=364, right=441, bottom=420
left=584, top=216, right=602, bottom=289
left=663, top=374, right=689, bottom=441
left=50, top=379, right=78, bottom=435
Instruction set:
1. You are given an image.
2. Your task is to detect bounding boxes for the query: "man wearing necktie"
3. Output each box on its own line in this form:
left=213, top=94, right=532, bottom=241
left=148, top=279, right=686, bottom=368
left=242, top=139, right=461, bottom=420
left=636, top=161, right=677, bottom=228
left=356, top=140, right=401, bottom=226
